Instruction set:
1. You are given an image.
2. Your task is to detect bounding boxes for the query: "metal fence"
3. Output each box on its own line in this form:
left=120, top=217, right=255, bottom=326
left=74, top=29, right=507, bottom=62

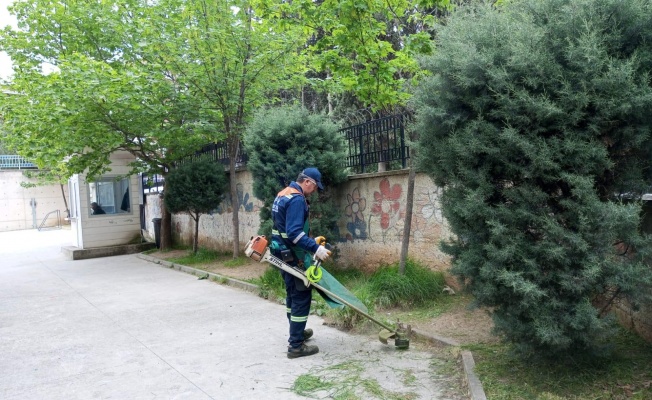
left=0, top=155, right=37, bottom=170
left=340, top=114, right=409, bottom=174
left=179, top=141, right=248, bottom=167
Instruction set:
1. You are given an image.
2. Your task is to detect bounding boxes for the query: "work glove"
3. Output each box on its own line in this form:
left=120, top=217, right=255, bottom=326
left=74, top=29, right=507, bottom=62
left=314, top=245, right=331, bottom=261
left=314, top=236, right=327, bottom=246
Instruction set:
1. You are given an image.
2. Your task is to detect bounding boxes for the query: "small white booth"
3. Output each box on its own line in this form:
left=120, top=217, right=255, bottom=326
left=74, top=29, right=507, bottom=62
left=66, top=151, right=145, bottom=254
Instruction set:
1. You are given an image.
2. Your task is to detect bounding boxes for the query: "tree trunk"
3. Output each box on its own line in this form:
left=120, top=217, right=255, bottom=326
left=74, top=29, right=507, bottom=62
left=229, top=137, right=241, bottom=258
left=193, top=213, right=200, bottom=254
left=399, top=165, right=416, bottom=275
left=59, top=183, right=70, bottom=219
left=160, top=181, right=173, bottom=250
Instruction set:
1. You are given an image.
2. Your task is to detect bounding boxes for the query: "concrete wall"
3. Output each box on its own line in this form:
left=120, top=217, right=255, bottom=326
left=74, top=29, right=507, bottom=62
left=0, top=170, right=69, bottom=232
left=146, top=168, right=451, bottom=272
left=333, top=170, right=451, bottom=272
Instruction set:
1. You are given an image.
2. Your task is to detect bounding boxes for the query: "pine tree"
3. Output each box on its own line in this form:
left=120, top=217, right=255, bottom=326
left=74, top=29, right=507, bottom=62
left=243, top=106, right=348, bottom=242
left=414, top=0, right=652, bottom=355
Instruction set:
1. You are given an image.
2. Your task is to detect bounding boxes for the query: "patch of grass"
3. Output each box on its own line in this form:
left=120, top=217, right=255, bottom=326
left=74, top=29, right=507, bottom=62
left=467, top=328, right=652, bottom=399
left=222, top=256, right=249, bottom=267
left=258, top=266, right=286, bottom=300
left=142, top=248, right=158, bottom=255
left=367, top=259, right=446, bottom=308
left=168, top=248, right=225, bottom=265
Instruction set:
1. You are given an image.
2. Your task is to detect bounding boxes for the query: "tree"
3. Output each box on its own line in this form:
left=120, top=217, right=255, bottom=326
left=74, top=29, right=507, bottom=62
left=273, top=0, right=451, bottom=114
left=243, top=106, right=348, bottom=243
left=138, top=0, right=307, bottom=258
left=414, top=0, right=652, bottom=355
left=0, top=0, right=213, bottom=249
left=164, top=159, right=229, bottom=254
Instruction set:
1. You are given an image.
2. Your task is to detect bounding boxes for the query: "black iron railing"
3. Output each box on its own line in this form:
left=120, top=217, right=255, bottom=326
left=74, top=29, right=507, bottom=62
left=340, top=114, right=409, bottom=174
left=180, top=141, right=248, bottom=167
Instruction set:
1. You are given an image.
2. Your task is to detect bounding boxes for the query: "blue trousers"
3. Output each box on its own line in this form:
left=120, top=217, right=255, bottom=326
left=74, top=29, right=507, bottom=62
left=281, top=270, right=312, bottom=348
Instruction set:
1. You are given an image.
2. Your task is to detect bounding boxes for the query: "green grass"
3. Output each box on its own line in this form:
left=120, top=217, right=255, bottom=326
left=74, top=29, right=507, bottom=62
left=292, top=361, right=419, bottom=400
left=367, top=259, right=446, bottom=308
left=467, top=329, right=652, bottom=399
left=167, top=248, right=227, bottom=265
left=256, top=266, right=286, bottom=301
left=166, top=248, right=251, bottom=268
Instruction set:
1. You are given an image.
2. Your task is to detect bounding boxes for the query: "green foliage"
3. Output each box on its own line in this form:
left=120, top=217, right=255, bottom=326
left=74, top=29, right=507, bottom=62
left=413, top=0, right=652, bottom=355
left=243, top=105, right=348, bottom=240
left=165, top=158, right=228, bottom=252
left=469, top=329, right=652, bottom=399
left=258, top=266, right=286, bottom=301
left=165, top=159, right=228, bottom=217
left=367, top=259, right=446, bottom=308
left=0, top=0, right=209, bottom=180
left=274, top=0, right=451, bottom=111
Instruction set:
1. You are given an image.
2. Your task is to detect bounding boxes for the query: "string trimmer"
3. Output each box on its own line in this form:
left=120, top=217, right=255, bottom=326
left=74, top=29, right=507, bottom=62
left=244, top=235, right=410, bottom=350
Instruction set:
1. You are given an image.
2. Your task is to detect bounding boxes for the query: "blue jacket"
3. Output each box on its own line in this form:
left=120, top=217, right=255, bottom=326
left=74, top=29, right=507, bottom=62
left=271, top=181, right=319, bottom=253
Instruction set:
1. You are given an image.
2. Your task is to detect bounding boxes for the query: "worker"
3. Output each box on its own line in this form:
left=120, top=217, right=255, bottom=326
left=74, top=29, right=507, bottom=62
left=271, top=167, right=331, bottom=359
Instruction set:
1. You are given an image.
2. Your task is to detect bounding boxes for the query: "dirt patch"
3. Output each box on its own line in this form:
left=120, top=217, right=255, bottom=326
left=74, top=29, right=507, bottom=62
left=411, top=306, right=498, bottom=345
left=200, top=260, right=269, bottom=281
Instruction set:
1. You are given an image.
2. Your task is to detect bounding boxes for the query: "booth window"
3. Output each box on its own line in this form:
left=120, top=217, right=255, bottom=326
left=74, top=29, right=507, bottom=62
left=88, top=177, right=131, bottom=216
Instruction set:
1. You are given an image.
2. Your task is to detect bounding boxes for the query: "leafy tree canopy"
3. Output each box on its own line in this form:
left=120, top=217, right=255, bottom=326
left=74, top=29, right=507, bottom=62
left=414, top=0, right=652, bottom=356
left=164, top=158, right=229, bottom=253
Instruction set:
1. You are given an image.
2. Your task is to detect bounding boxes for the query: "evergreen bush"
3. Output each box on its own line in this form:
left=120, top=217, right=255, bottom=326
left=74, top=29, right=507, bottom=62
left=413, top=0, right=652, bottom=355
left=243, top=105, right=348, bottom=242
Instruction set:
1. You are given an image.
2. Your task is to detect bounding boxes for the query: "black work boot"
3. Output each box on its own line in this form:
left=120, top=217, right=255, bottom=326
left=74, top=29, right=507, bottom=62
left=287, top=343, right=319, bottom=359
left=303, top=329, right=313, bottom=341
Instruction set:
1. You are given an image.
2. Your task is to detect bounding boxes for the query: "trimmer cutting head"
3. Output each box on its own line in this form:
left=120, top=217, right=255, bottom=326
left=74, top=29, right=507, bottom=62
left=378, top=322, right=411, bottom=350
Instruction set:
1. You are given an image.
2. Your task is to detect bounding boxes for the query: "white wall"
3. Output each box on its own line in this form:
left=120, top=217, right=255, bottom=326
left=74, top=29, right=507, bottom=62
left=71, top=151, right=142, bottom=248
left=0, top=170, right=69, bottom=232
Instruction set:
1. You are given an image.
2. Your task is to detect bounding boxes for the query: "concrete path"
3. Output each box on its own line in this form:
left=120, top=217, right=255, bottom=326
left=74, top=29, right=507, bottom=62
left=0, top=229, right=458, bottom=400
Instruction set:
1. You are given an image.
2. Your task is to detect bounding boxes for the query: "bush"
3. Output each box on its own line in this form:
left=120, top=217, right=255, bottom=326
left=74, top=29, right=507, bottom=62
left=413, top=0, right=652, bottom=355
left=243, top=105, right=348, bottom=241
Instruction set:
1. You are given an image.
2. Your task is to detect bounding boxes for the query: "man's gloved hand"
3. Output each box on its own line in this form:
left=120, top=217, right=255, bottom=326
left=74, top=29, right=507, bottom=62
left=315, top=245, right=331, bottom=261
left=314, top=236, right=327, bottom=246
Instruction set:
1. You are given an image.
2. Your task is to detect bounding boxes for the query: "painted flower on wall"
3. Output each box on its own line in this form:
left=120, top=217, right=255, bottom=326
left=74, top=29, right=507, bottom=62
left=371, top=178, right=402, bottom=230
left=421, top=188, right=444, bottom=223
left=345, top=187, right=367, bottom=239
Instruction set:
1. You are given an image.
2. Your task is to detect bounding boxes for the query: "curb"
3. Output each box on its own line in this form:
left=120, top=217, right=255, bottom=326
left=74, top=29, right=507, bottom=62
left=136, top=253, right=260, bottom=294
left=137, top=252, right=487, bottom=400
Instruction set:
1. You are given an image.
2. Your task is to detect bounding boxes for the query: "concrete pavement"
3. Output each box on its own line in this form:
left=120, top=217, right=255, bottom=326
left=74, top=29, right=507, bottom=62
left=0, top=229, right=460, bottom=399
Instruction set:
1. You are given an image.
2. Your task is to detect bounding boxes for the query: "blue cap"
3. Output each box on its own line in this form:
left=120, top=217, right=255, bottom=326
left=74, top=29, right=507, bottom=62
left=302, top=167, right=324, bottom=190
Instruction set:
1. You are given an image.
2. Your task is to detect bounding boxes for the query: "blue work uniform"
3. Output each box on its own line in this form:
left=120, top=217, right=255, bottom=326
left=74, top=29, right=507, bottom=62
left=271, top=181, right=320, bottom=349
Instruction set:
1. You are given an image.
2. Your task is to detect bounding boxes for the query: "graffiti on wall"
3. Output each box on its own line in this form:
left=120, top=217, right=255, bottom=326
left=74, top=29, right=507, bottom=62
left=340, top=178, right=446, bottom=244
left=216, top=183, right=258, bottom=214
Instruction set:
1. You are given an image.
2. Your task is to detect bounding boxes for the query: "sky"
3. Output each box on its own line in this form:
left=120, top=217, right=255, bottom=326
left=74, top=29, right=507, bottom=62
left=0, top=0, right=17, bottom=81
